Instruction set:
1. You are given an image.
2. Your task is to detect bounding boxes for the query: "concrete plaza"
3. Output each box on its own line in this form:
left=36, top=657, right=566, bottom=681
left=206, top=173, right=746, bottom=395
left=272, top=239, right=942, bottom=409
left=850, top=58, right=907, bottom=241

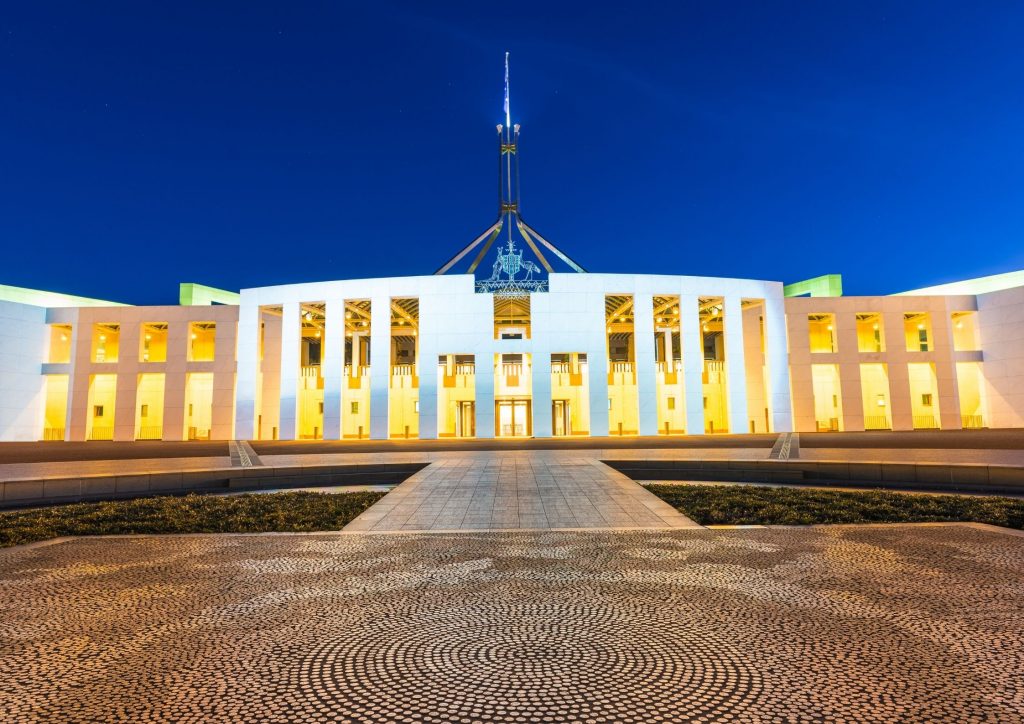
left=1, top=523, right=1022, bottom=722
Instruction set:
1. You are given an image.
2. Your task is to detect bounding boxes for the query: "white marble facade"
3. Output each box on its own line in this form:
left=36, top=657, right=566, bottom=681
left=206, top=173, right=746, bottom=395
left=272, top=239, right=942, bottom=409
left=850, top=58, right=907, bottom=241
left=5, top=268, right=1024, bottom=441
left=233, top=272, right=792, bottom=441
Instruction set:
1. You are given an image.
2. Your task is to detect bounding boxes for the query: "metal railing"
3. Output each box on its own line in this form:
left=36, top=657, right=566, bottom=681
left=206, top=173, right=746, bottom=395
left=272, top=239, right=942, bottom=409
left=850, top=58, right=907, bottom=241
left=912, top=415, right=939, bottom=430
left=501, top=363, right=524, bottom=377
left=137, top=426, right=163, bottom=440
left=961, top=414, right=985, bottom=429
left=42, top=427, right=65, bottom=441
left=300, top=365, right=321, bottom=378
left=89, top=426, right=114, bottom=441
left=816, top=418, right=840, bottom=432
left=610, top=362, right=633, bottom=374
left=344, top=365, right=370, bottom=377
left=392, top=364, right=416, bottom=377
left=863, top=415, right=891, bottom=430
left=655, top=360, right=683, bottom=373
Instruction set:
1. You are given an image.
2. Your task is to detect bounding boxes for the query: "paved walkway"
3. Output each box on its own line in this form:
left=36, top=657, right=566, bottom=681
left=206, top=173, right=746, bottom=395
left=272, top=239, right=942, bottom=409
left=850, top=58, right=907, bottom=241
left=2, top=524, right=1021, bottom=723
left=343, top=453, right=699, bottom=531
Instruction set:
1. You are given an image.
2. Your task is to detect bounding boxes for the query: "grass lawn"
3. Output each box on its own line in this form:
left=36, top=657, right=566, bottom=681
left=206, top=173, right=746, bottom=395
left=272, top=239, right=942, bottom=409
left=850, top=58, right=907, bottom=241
left=646, top=483, right=1024, bottom=529
left=0, top=491, right=386, bottom=549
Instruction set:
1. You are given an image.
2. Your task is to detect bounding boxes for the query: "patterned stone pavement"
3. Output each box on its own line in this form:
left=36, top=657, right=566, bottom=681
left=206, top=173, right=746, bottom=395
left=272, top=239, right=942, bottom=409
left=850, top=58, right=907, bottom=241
left=1, top=524, right=1023, bottom=722
left=343, top=454, right=699, bottom=531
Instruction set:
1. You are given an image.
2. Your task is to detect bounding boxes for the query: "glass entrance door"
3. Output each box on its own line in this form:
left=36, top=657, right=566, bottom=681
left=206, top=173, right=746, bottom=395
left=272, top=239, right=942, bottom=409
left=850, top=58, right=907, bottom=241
left=496, top=400, right=530, bottom=437
left=456, top=401, right=475, bottom=438
left=552, top=400, right=570, bottom=436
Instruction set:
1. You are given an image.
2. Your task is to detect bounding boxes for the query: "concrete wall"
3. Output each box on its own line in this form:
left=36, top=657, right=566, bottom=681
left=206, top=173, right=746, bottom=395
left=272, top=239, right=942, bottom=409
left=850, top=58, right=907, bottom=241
left=0, top=301, right=48, bottom=440
left=46, top=304, right=238, bottom=441
left=786, top=294, right=976, bottom=432
left=977, top=285, right=1024, bottom=428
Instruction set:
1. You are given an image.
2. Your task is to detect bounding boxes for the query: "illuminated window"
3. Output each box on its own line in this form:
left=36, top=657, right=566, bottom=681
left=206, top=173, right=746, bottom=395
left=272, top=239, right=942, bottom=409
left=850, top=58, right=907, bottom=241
left=808, top=314, right=836, bottom=353
left=48, top=325, right=72, bottom=363
left=91, top=324, right=120, bottom=363
left=140, top=323, right=168, bottom=363
left=188, top=322, right=216, bottom=362
left=855, top=313, right=884, bottom=353
left=904, top=313, right=932, bottom=352
left=951, top=312, right=980, bottom=351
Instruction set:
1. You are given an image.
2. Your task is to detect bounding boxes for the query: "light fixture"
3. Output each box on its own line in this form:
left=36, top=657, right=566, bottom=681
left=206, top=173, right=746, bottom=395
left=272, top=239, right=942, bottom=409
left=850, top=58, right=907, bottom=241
left=315, top=331, right=321, bottom=338
left=917, top=323, right=925, bottom=330
left=345, top=311, right=352, bottom=319
left=145, top=334, right=151, bottom=341
left=99, top=334, right=106, bottom=341
left=60, top=334, right=67, bottom=341
left=873, top=323, right=879, bottom=330
left=672, top=307, right=679, bottom=314
left=192, top=333, right=197, bottom=340
left=826, top=325, right=833, bottom=331
left=956, top=321, right=963, bottom=329
left=702, top=324, right=708, bottom=332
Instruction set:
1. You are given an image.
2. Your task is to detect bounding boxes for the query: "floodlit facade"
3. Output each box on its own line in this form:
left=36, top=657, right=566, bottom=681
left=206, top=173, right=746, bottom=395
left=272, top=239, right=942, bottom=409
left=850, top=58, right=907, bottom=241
left=3, top=268, right=1024, bottom=442
left=4, top=69, right=1024, bottom=441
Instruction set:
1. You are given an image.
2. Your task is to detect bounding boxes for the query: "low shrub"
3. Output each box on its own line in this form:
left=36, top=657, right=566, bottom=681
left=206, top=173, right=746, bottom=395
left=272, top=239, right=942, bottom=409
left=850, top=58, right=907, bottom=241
left=0, top=491, right=386, bottom=548
left=647, top=483, right=1024, bottom=529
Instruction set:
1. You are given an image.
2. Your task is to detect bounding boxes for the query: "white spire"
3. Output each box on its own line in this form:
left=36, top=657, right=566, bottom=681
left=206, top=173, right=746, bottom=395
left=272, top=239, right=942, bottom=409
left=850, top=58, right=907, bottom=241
left=504, top=51, right=511, bottom=128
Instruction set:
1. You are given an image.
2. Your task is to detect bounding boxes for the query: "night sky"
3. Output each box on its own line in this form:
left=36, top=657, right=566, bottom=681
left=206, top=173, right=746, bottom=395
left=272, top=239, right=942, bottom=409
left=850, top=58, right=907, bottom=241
left=2, top=2, right=1023, bottom=304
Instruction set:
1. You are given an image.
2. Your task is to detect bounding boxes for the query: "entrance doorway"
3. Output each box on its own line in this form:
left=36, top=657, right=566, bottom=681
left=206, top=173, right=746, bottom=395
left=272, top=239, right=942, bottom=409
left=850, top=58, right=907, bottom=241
left=496, top=399, right=531, bottom=437
left=456, top=401, right=475, bottom=437
left=552, top=399, right=571, bottom=436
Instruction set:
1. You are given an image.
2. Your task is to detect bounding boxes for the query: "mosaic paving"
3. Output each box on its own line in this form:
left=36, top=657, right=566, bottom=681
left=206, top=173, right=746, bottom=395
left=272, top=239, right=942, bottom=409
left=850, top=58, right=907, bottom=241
left=1, top=525, right=1022, bottom=722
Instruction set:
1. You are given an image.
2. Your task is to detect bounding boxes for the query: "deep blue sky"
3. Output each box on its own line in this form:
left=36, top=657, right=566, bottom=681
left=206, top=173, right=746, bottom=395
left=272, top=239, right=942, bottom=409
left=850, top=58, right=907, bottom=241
left=2, top=2, right=1023, bottom=304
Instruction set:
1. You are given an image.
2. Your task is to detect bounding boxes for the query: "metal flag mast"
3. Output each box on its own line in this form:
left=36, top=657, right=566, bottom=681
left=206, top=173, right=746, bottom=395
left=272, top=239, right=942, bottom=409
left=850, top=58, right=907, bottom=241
left=435, top=53, right=587, bottom=288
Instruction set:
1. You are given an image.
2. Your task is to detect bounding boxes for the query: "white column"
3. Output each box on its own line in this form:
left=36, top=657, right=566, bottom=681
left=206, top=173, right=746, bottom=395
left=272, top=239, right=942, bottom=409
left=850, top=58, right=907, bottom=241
left=634, top=292, right=658, bottom=436
left=475, top=351, right=495, bottom=438
left=532, top=351, right=552, bottom=438
left=64, top=316, right=85, bottom=441
left=416, top=296, right=438, bottom=440
left=234, top=294, right=260, bottom=440
left=369, top=296, right=391, bottom=439
left=762, top=289, right=793, bottom=432
left=278, top=301, right=300, bottom=440
left=680, top=292, right=705, bottom=436
left=724, top=295, right=750, bottom=434
left=322, top=297, right=344, bottom=439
